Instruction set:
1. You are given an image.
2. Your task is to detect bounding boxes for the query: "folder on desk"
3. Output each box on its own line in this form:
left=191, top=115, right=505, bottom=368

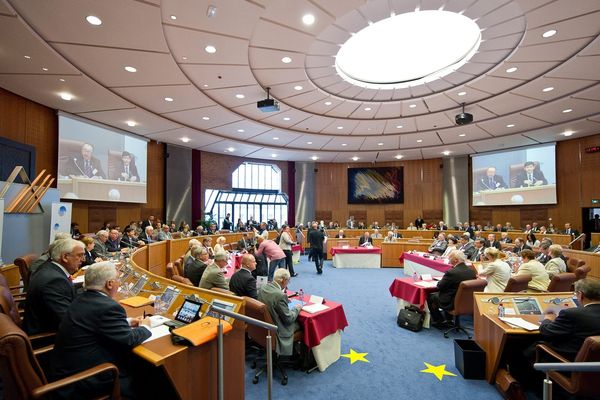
left=172, top=316, right=232, bottom=346
left=119, top=296, right=154, bottom=308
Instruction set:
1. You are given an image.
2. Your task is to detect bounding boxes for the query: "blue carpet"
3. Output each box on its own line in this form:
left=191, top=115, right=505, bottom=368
left=243, top=256, right=503, bottom=399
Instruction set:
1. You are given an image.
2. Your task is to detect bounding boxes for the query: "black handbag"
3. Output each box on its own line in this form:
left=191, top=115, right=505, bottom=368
left=397, top=305, right=425, bottom=332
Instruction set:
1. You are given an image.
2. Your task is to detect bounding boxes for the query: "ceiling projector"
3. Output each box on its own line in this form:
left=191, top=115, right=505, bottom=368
left=455, top=102, right=473, bottom=125
left=257, top=87, right=279, bottom=112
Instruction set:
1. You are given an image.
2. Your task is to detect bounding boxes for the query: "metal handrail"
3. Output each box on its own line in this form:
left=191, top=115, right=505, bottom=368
left=534, top=361, right=600, bottom=400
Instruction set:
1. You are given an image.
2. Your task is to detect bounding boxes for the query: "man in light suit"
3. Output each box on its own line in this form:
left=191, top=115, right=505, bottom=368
left=156, top=224, right=173, bottom=241
left=428, top=233, right=448, bottom=255
left=140, top=226, right=155, bottom=244
left=229, top=254, right=258, bottom=299
left=199, top=252, right=229, bottom=290
left=51, top=262, right=151, bottom=398
left=478, top=166, right=507, bottom=191
left=258, top=268, right=301, bottom=356
left=24, top=238, right=82, bottom=335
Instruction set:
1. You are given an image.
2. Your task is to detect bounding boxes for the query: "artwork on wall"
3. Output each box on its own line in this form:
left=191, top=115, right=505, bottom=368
left=348, top=167, right=404, bottom=204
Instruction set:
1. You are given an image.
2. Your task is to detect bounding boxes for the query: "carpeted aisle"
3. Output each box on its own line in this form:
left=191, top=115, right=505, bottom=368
left=243, top=256, right=504, bottom=399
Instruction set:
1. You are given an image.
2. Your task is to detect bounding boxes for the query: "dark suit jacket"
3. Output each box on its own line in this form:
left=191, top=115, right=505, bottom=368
left=513, top=244, right=532, bottom=254
left=513, top=170, right=548, bottom=187
left=110, top=161, right=139, bottom=181
left=562, top=228, right=580, bottom=237
left=51, top=290, right=151, bottom=398
left=140, top=233, right=154, bottom=244
left=458, top=242, right=476, bottom=259
left=336, top=234, right=346, bottom=238
left=478, top=175, right=507, bottom=191
left=82, top=250, right=96, bottom=267
left=308, top=229, right=325, bottom=250
left=106, top=238, right=120, bottom=253
left=64, top=155, right=106, bottom=178
left=470, top=247, right=484, bottom=261
left=228, top=268, right=257, bottom=299
left=539, top=303, right=600, bottom=360
left=358, top=236, right=373, bottom=246
left=120, top=236, right=138, bottom=249
left=24, top=261, right=75, bottom=335
left=485, top=240, right=502, bottom=250
left=436, top=263, right=477, bottom=310
left=184, top=258, right=207, bottom=287
left=237, top=238, right=254, bottom=251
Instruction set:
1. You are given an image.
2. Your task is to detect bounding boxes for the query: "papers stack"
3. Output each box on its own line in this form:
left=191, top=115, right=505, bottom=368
left=302, top=303, right=330, bottom=314
left=414, top=280, right=438, bottom=288
left=499, top=317, right=539, bottom=331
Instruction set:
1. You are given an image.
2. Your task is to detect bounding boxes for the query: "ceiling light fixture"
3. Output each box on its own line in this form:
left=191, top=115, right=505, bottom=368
left=351, top=156, right=359, bottom=161
left=417, top=139, right=423, bottom=143
left=459, top=133, right=466, bottom=137
left=271, top=153, right=278, bottom=158
left=409, top=104, right=417, bottom=108
left=542, top=29, right=557, bottom=38
left=377, top=142, right=384, bottom=146
left=124, top=66, right=137, bottom=73
left=227, top=147, right=235, bottom=152
left=24, top=55, right=31, bottom=59
left=164, top=97, right=174, bottom=102
left=202, top=116, right=210, bottom=120
left=457, top=91, right=466, bottom=96
left=182, top=56, right=188, bottom=60
left=364, top=107, right=372, bottom=111
left=59, top=78, right=65, bottom=82
left=562, top=130, right=574, bottom=137
left=302, top=14, right=315, bottom=25
left=42, top=67, right=48, bottom=71
left=283, top=117, right=291, bottom=121
left=126, top=121, right=137, bottom=127
left=442, top=151, right=451, bottom=156
left=281, top=57, right=292, bottom=64
left=324, top=101, right=332, bottom=106
left=59, top=92, right=73, bottom=101
left=181, top=137, right=191, bottom=143
left=273, top=137, right=279, bottom=140
left=237, top=129, right=245, bottom=133
left=307, top=141, right=313, bottom=144
left=86, top=15, right=102, bottom=26
left=542, top=86, right=554, bottom=92
left=396, top=125, right=403, bottom=129
left=395, top=155, right=403, bottom=159
left=206, top=5, right=217, bottom=18
left=235, top=94, right=245, bottom=99
left=294, top=85, right=303, bottom=90
left=506, top=124, right=515, bottom=128
left=170, top=15, right=177, bottom=20
left=506, top=67, right=517, bottom=73
left=311, top=156, right=318, bottom=161
left=204, top=45, right=217, bottom=54
left=342, top=143, right=347, bottom=146
left=562, top=109, right=572, bottom=113
left=337, top=126, right=343, bottom=130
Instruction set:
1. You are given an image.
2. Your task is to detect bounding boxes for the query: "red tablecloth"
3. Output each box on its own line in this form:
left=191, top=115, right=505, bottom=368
left=288, top=292, right=349, bottom=348
left=388, top=277, right=439, bottom=309
left=223, top=253, right=243, bottom=278
left=330, top=246, right=382, bottom=256
left=399, top=251, right=453, bottom=274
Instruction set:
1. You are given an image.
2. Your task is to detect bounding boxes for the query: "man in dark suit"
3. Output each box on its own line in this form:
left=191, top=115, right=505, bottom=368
left=120, top=227, right=143, bottom=249
left=512, top=161, right=548, bottom=187
left=63, top=142, right=106, bottom=179
left=470, top=239, right=486, bottom=261
left=358, top=231, right=373, bottom=246
left=478, top=167, right=507, bottom=191
left=237, top=233, right=254, bottom=252
left=308, top=222, right=326, bottom=274
left=51, top=262, right=151, bottom=398
left=512, top=237, right=531, bottom=254
left=140, top=226, right=155, bottom=244
left=222, top=213, right=232, bottom=231
left=562, top=222, right=579, bottom=238
left=457, top=235, right=476, bottom=260
left=499, top=232, right=512, bottom=244
left=184, top=247, right=209, bottom=287
left=140, top=215, right=155, bottom=231
left=335, top=229, right=346, bottom=239
left=485, top=233, right=502, bottom=250
left=426, top=250, right=477, bottom=328
left=229, top=254, right=258, bottom=299
left=110, top=151, right=139, bottom=182
left=24, top=238, right=83, bottom=335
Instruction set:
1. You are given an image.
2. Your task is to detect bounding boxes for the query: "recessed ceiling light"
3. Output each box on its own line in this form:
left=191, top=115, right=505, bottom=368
left=86, top=15, right=102, bottom=26
left=202, top=116, right=210, bottom=120
left=41, top=67, right=48, bottom=72
left=351, top=156, right=359, bottom=161
left=442, top=151, right=451, bottom=156
left=294, top=85, right=303, bottom=90
left=416, top=139, right=423, bottom=143
left=542, top=86, right=554, bottom=92
left=24, top=55, right=31, bottom=59
left=562, top=108, right=573, bottom=113
left=164, top=97, right=174, bottom=102
left=459, top=133, right=466, bottom=137
left=59, top=78, right=65, bottom=82
left=124, top=66, right=137, bottom=73
left=457, top=91, right=466, bottom=96
left=409, top=104, right=417, bottom=108
left=396, top=125, right=403, bottom=129
left=395, top=155, right=403, bottom=159
left=281, top=57, right=292, bottom=63
left=237, top=129, right=245, bottom=133
left=206, top=5, right=217, bottom=18
left=307, top=141, right=313, bottom=144
left=506, top=67, right=518, bottom=73
left=59, top=92, right=73, bottom=101
left=205, top=45, right=217, bottom=54
left=181, top=137, right=191, bottom=143
left=377, top=142, right=384, bottom=146
left=227, top=147, right=235, bottom=152
left=182, top=56, right=188, bottom=60
left=364, top=107, right=372, bottom=111
left=273, top=137, right=279, bottom=140
left=311, top=156, right=318, bottom=161
left=542, top=29, right=557, bottom=38
left=271, top=153, right=278, bottom=158
left=283, top=117, right=291, bottom=121
left=302, top=14, right=315, bottom=25
left=341, top=143, right=347, bottom=146
left=324, top=101, right=332, bottom=106
left=126, top=120, right=137, bottom=127
left=562, top=130, right=574, bottom=137
left=506, top=124, right=515, bottom=128
left=170, top=15, right=177, bottom=20
left=337, top=126, right=343, bottom=130
left=235, top=94, right=245, bottom=99
left=203, top=84, right=208, bottom=88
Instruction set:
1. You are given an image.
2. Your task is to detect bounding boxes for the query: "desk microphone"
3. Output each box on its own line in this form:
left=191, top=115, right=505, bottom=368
left=73, top=157, right=86, bottom=176
left=120, top=238, right=137, bottom=248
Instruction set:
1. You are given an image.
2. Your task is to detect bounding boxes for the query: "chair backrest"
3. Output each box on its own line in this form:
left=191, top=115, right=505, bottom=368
left=0, top=286, right=21, bottom=327
left=0, top=313, right=47, bottom=399
left=13, top=254, right=38, bottom=288
left=569, top=335, right=600, bottom=397
left=171, top=275, right=193, bottom=286
left=452, top=279, right=488, bottom=316
left=243, top=297, right=276, bottom=351
left=504, top=274, right=531, bottom=292
left=566, top=258, right=585, bottom=273
left=574, top=265, right=591, bottom=281
left=166, top=262, right=175, bottom=279
left=547, top=273, right=577, bottom=292
left=174, top=259, right=183, bottom=276
left=210, top=287, right=235, bottom=295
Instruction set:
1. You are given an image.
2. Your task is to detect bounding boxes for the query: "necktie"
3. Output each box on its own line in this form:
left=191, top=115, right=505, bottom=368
left=84, top=161, right=92, bottom=177
left=489, top=178, right=494, bottom=187
left=125, top=165, right=129, bottom=175
left=528, top=174, right=533, bottom=183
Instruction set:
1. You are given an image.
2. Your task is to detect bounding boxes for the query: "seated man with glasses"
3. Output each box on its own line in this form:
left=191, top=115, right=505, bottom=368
left=24, top=238, right=84, bottom=335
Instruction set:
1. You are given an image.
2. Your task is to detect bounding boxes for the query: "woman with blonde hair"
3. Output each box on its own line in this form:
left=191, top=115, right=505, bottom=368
left=213, top=236, right=229, bottom=257
left=479, top=247, right=511, bottom=292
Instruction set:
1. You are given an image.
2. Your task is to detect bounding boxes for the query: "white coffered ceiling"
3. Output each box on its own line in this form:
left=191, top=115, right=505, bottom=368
left=0, top=0, right=599, bottom=162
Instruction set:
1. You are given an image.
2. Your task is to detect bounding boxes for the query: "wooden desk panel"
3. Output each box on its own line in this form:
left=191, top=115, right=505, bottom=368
left=325, top=238, right=359, bottom=260
left=562, top=249, right=600, bottom=280
left=372, top=240, right=434, bottom=267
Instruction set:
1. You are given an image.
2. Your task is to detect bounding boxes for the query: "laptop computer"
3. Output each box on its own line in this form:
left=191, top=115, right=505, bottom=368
left=164, top=298, right=205, bottom=329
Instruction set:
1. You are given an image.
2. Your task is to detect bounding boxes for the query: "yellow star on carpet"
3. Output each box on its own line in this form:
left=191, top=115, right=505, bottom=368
left=341, top=348, right=369, bottom=364
left=420, top=362, right=457, bottom=381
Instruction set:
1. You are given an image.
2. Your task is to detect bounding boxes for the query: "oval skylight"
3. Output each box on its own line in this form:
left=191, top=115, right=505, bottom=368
left=335, top=11, right=481, bottom=89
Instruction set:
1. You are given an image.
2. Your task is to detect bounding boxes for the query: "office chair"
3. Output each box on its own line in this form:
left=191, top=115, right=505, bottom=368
left=0, top=313, right=121, bottom=400
left=504, top=274, right=531, bottom=292
left=566, top=257, right=585, bottom=273
left=165, top=262, right=175, bottom=280
left=14, top=253, right=38, bottom=292
left=444, top=279, right=488, bottom=339
left=535, top=336, right=600, bottom=398
left=547, top=272, right=577, bottom=292
left=574, top=265, right=591, bottom=281
left=166, top=262, right=193, bottom=286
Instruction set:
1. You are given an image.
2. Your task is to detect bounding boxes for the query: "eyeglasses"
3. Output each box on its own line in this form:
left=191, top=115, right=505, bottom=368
left=68, top=252, right=85, bottom=259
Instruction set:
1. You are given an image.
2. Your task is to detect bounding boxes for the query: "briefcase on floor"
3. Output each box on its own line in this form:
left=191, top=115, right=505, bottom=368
left=397, top=305, right=425, bottom=332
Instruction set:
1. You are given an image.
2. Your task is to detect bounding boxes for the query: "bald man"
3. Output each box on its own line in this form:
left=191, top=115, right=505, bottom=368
left=228, top=254, right=258, bottom=299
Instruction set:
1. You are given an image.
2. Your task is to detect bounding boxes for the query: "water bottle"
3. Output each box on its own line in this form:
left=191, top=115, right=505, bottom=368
left=299, top=288, right=305, bottom=306
left=498, top=303, right=505, bottom=317
left=412, top=271, right=418, bottom=282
